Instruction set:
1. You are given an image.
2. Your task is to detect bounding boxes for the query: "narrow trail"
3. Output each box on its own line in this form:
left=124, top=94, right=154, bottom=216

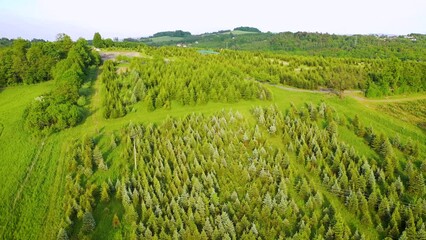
left=347, top=94, right=426, bottom=103
left=269, top=83, right=426, bottom=103
left=91, top=78, right=102, bottom=132
left=100, top=51, right=140, bottom=61
left=0, top=122, right=3, bottom=137
left=11, top=138, right=46, bottom=209
left=270, top=84, right=339, bottom=94
left=80, top=68, right=102, bottom=134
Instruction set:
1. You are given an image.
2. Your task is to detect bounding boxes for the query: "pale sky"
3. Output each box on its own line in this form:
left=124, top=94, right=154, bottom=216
left=0, top=0, right=425, bottom=41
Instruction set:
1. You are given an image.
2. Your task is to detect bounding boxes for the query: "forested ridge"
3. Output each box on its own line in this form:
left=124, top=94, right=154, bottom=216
left=140, top=30, right=426, bottom=61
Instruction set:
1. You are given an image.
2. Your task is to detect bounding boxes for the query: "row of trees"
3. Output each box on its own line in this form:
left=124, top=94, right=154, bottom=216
left=0, top=37, right=13, bottom=47
left=5, top=34, right=424, bottom=98
left=152, top=30, right=192, bottom=38
left=195, top=31, right=426, bottom=61
left=124, top=40, right=426, bottom=97
left=59, top=136, right=107, bottom=239
left=92, top=32, right=146, bottom=49
left=109, top=46, right=425, bottom=98
left=217, top=50, right=426, bottom=96
left=233, top=27, right=261, bottom=33
left=23, top=38, right=100, bottom=134
left=0, top=34, right=75, bottom=87
left=269, top=32, right=426, bottom=61
left=101, top=49, right=272, bottom=118
left=147, top=30, right=426, bottom=62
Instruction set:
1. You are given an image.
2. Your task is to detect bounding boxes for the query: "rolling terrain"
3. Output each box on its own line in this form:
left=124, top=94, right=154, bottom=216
left=0, top=43, right=425, bottom=239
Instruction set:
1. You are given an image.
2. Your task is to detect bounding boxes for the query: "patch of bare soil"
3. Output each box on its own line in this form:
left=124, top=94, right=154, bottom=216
left=100, top=51, right=140, bottom=61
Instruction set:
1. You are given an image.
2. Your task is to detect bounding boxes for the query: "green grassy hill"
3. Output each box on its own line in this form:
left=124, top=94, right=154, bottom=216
left=149, top=36, right=184, bottom=43
left=0, top=49, right=425, bottom=239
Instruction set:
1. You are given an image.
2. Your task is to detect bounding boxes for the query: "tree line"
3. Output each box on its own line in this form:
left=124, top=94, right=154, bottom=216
left=100, top=46, right=425, bottom=112
left=233, top=27, right=261, bottom=33
left=0, top=34, right=75, bottom=87
left=101, top=48, right=272, bottom=119
left=218, top=50, right=426, bottom=97
left=141, top=30, right=426, bottom=62
left=23, top=38, right=100, bottom=135
left=152, top=30, right=192, bottom=38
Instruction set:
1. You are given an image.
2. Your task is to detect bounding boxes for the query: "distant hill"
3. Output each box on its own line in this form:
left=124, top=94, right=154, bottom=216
left=152, top=30, right=192, bottom=38
left=233, top=26, right=261, bottom=33
left=138, top=29, right=426, bottom=61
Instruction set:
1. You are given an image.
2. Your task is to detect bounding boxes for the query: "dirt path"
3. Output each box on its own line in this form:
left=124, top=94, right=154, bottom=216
left=90, top=76, right=102, bottom=133
left=269, top=84, right=426, bottom=103
left=100, top=51, right=140, bottom=61
left=271, top=84, right=337, bottom=94
left=346, top=93, right=426, bottom=103
left=12, top=139, right=46, bottom=209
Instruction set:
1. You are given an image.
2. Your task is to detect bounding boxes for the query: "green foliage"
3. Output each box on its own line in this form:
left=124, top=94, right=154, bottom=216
left=378, top=100, right=426, bottom=131
left=253, top=103, right=425, bottom=239
left=23, top=38, right=99, bottom=134
left=152, top=30, right=191, bottom=38
left=57, top=228, right=69, bottom=240
left=0, top=36, right=78, bottom=87
left=0, top=37, right=13, bottom=47
left=144, top=30, right=426, bottom=62
left=233, top=26, right=261, bottom=33
left=93, top=32, right=104, bottom=48
left=23, top=94, right=82, bottom=134
left=101, top=48, right=271, bottom=118
left=81, top=212, right=96, bottom=234
left=2, top=33, right=426, bottom=240
left=62, top=111, right=362, bottom=239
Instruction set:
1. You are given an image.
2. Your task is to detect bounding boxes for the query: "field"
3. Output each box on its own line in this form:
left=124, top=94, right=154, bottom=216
left=149, top=36, right=184, bottom=43
left=0, top=47, right=425, bottom=239
left=0, top=81, right=62, bottom=239
left=217, top=30, right=259, bottom=35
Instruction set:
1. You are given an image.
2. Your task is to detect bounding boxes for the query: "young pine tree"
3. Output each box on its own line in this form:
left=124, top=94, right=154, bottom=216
left=81, top=212, right=96, bottom=234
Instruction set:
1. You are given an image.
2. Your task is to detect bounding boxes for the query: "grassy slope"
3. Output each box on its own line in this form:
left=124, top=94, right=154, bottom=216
left=377, top=99, right=426, bottom=131
left=149, top=36, right=184, bottom=43
left=0, top=82, right=55, bottom=238
left=0, top=82, right=54, bottom=198
left=0, top=73, right=425, bottom=238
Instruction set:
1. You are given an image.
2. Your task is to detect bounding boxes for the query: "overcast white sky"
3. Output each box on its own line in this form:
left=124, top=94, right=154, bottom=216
left=0, top=0, right=425, bottom=40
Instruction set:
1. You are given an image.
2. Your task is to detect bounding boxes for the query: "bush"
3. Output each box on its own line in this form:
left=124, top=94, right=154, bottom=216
left=23, top=37, right=99, bottom=135
left=24, top=95, right=83, bottom=134
left=77, top=96, right=86, bottom=106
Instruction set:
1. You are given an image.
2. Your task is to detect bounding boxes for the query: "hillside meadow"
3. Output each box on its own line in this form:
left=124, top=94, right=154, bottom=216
left=0, top=40, right=425, bottom=239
